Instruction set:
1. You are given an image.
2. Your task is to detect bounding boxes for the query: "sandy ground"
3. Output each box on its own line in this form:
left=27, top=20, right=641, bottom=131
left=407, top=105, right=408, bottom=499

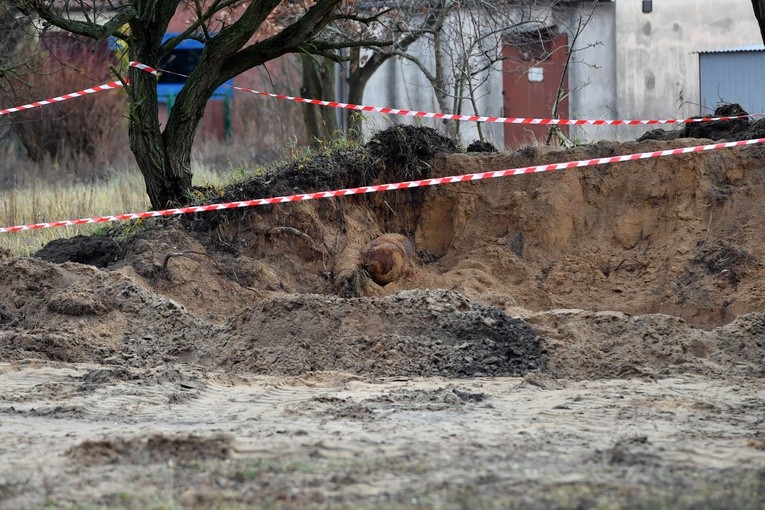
left=1, top=362, right=763, bottom=509
left=2, top=129, right=765, bottom=508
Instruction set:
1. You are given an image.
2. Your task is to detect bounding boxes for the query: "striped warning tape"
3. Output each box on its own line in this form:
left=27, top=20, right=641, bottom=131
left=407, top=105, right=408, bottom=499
left=0, top=62, right=157, bottom=116
left=2, top=137, right=763, bottom=234
left=0, top=60, right=756, bottom=126
left=144, top=65, right=758, bottom=126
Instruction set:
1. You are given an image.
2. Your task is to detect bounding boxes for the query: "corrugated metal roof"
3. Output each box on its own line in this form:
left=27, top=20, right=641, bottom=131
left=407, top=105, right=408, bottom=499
left=698, top=44, right=765, bottom=54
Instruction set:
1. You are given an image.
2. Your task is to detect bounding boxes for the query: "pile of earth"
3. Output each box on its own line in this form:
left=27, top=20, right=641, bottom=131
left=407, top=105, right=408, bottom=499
left=3, top=125, right=765, bottom=379
left=638, top=102, right=765, bottom=142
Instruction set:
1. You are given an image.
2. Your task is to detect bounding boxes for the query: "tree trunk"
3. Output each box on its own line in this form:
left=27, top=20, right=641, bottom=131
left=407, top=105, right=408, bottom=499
left=432, top=28, right=459, bottom=142
left=346, top=50, right=390, bottom=139
left=126, top=31, right=192, bottom=210
left=300, top=54, right=337, bottom=146
left=127, top=24, right=213, bottom=210
left=346, top=74, right=366, bottom=138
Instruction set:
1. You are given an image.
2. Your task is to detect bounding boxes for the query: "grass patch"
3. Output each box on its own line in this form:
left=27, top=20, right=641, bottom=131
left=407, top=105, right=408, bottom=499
left=0, top=134, right=370, bottom=258
left=0, top=166, right=227, bottom=257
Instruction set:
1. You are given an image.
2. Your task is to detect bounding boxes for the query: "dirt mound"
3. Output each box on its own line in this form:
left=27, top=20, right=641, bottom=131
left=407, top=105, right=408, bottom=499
left=639, top=103, right=765, bottom=142
left=0, top=254, right=542, bottom=376
left=67, top=434, right=233, bottom=466
left=1, top=128, right=761, bottom=380
left=218, top=290, right=542, bottom=377
left=0, top=256, right=223, bottom=365
left=36, top=235, right=122, bottom=268
left=528, top=309, right=764, bottom=379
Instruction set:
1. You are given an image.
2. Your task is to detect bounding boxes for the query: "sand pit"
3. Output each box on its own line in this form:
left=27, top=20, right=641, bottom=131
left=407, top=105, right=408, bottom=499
left=2, top=127, right=764, bottom=508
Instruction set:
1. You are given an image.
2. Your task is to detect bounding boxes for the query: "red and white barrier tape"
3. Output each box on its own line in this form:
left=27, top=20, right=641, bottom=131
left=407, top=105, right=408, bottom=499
left=128, top=62, right=158, bottom=75
left=0, top=60, right=755, bottom=127
left=0, top=62, right=157, bottom=116
left=144, top=65, right=759, bottom=126
left=227, top=84, right=755, bottom=126
left=2, top=138, right=763, bottom=234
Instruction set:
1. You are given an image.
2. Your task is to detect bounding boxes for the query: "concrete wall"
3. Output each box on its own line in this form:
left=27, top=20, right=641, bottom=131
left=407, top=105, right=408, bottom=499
left=615, top=0, right=761, bottom=140
left=560, top=2, right=617, bottom=142
left=360, top=2, right=618, bottom=149
left=360, top=20, right=506, bottom=149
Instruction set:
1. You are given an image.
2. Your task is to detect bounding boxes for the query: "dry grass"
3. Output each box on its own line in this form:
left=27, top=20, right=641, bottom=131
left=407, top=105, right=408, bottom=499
left=0, top=49, right=314, bottom=257
left=0, top=165, right=226, bottom=257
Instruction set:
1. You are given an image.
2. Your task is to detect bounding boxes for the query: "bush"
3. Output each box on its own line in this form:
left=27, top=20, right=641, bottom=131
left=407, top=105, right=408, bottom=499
left=6, top=32, right=129, bottom=176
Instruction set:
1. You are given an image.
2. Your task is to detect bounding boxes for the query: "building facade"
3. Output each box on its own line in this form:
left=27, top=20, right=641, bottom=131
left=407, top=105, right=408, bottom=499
left=361, top=0, right=763, bottom=148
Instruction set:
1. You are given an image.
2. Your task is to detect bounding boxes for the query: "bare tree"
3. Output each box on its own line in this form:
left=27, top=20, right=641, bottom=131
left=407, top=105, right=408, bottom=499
left=330, top=0, right=600, bottom=147
left=9, top=0, right=394, bottom=209
left=361, top=0, right=568, bottom=144
left=546, top=2, right=599, bottom=147
left=0, top=5, right=36, bottom=93
left=298, top=2, right=443, bottom=140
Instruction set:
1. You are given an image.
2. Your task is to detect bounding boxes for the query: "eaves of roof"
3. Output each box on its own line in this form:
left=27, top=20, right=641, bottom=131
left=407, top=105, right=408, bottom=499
left=698, top=44, right=765, bottom=54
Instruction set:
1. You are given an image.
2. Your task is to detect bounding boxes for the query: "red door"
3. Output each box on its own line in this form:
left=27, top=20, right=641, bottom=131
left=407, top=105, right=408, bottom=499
left=502, top=33, right=569, bottom=149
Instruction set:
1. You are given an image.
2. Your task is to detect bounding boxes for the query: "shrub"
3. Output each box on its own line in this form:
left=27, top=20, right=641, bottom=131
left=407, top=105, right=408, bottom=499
left=5, top=32, right=129, bottom=177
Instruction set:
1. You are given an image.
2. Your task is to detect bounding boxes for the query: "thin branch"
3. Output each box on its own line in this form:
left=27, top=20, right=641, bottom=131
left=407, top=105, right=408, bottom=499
left=331, top=8, right=392, bottom=24
left=15, top=1, right=137, bottom=42
left=161, top=0, right=240, bottom=54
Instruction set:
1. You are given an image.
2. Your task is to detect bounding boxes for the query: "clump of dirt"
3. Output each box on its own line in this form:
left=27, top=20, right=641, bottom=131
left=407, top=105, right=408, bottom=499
left=218, top=290, right=543, bottom=377
left=367, top=125, right=459, bottom=178
left=638, top=103, right=762, bottom=142
left=36, top=235, right=122, bottom=268
left=67, top=434, right=233, bottom=466
left=466, top=140, right=498, bottom=153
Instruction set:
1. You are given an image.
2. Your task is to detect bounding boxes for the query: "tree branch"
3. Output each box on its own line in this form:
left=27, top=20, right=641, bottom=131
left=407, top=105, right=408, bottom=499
left=331, top=8, right=392, bottom=24
left=13, top=0, right=137, bottom=42
left=160, top=0, right=240, bottom=54
left=308, top=38, right=394, bottom=52
left=218, top=0, right=342, bottom=81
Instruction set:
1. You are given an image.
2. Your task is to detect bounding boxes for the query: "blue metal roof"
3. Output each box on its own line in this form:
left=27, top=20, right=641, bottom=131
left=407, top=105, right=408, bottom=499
left=698, top=44, right=765, bottom=54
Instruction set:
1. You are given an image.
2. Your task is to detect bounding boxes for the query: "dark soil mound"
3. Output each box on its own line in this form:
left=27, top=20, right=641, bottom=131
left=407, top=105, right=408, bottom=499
left=36, top=235, right=122, bottom=268
left=639, top=103, right=761, bottom=143
left=218, top=290, right=543, bottom=377
left=367, top=125, right=459, bottom=176
left=466, top=140, right=498, bottom=153
left=184, top=126, right=458, bottom=234
left=682, top=103, right=751, bottom=141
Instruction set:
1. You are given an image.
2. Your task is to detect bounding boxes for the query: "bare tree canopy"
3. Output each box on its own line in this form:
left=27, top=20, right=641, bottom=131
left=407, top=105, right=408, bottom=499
left=0, top=5, right=34, bottom=91
left=6, top=0, right=592, bottom=206
left=8, top=0, right=393, bottom=208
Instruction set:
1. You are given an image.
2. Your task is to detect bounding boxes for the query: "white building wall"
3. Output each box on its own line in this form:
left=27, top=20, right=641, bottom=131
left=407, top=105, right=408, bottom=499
left=562, top=3, right=618, bottom=142
left=360, top=0, right=761, bottom=147
left=614, top=0, right=761, bottom=140
left=360, top=16, right=506, bottom=149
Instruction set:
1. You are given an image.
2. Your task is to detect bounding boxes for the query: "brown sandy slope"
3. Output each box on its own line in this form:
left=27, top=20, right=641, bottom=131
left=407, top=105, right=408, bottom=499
left=2, top=128, right=764, bottom=508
